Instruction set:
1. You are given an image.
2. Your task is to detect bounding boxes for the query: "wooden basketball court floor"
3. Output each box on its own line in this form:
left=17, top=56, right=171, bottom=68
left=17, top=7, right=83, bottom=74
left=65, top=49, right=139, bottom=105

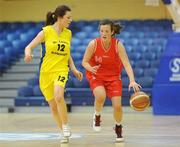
left=0, top=107, right=180, bottom=147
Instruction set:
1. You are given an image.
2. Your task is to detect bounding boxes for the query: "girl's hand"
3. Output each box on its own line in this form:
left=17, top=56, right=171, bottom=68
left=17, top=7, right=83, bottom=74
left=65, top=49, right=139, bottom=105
left=128, top=81, right=141, bottom=92
left=73, top=69, right=83, bottom=81
left=90, top=65, right=100, bottom=74
left=24, top=49, right=33, bottom=63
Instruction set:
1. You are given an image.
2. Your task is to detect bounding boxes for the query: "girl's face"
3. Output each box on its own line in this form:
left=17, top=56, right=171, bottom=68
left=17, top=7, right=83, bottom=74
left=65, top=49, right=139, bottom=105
left=99, top=24, right=113, bottom=41
left=58, top=11, right=72, bottom=28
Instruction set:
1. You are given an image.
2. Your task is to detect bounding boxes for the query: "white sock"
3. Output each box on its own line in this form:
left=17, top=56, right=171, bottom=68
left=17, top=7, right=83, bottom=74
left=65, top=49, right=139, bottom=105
left=94, top=111, right=100, bottom=116
left=116, top=122, right=121, bottom=126
left=62, top=124, right=69, bottom=128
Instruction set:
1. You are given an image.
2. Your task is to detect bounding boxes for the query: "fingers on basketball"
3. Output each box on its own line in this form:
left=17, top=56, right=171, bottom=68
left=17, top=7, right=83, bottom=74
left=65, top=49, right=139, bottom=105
left=130, top=91, right=150, bottom=111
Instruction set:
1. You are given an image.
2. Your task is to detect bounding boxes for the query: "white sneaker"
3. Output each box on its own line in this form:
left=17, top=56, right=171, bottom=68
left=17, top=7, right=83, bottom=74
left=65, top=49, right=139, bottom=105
left=62, top=124, right=71, bottom=137
left=61, top=134, right=69, bottom=144
left=115, top=124, right=124, bottom=142
left=93, top=114, right=101, bottom=132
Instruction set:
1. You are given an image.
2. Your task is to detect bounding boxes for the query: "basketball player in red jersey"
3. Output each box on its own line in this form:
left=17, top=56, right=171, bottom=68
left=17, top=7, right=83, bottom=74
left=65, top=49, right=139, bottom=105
left=82, top=20, right=141, bottom=142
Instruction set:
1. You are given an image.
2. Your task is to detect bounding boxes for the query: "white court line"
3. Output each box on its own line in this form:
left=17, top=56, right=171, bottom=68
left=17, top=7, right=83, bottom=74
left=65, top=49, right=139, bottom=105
left=0, top=133, right=82, bottom=141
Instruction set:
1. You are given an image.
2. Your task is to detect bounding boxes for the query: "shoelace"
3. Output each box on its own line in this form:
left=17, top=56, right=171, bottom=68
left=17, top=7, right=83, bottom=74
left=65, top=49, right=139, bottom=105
left=63, top=126, right=70, bottom=132
left=95, top=115, right=101, bottom=126
left=114, top=125, right=122, bottom=138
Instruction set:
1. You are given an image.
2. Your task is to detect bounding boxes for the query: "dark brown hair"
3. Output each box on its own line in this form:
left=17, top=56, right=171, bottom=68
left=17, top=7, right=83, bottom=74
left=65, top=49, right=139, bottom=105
left=99, top=20, right=124, bottom=37
left=45, top=5, right=71, bottom=26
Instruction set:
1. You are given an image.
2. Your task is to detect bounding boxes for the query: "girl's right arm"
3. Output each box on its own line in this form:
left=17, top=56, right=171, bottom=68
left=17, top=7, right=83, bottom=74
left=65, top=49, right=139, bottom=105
left=24, top=30, right=45, bottom=63
left=82, top=40, right=100, bottom=74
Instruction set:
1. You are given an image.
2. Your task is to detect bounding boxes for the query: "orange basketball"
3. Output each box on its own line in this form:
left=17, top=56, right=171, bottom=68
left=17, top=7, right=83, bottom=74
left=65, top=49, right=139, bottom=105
left=130, top=91, right=150, bottom=111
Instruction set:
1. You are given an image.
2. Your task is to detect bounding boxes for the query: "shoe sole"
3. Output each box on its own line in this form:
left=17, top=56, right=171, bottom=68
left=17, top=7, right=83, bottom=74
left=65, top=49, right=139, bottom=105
left=93, top=126, right=101, bottom=132
left=61, top=141, right=69, bottom=144
left=61, top=137, right=69, bottom=144
left=116, top=138, right=125, bottom=142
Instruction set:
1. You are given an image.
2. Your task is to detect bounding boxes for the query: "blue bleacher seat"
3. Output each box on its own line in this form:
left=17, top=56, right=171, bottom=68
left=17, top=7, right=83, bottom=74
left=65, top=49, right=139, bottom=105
left=151, top=60, right=160, bottom=68
left=147, top=45, right=163, bottom=53
left=135, top=45, right=148, bottom=53
left=6, top=33, right=20, bottom=41
left=129, top=52, right=141, bottom=60
left=82, top=38, right=92, bottom=46
left=90, top=32, right=99, bottom=38
left=135, top=60, right=150, bottom=68
left=134, top=31, right=145, bottom=38
left=74, top=60, right=84, bottom=70
left=66, top=76, right=74, bottom=88
left=0, top=40, right=12, bottom=48
left=0, top=54, right=9, bottom=71
left=142, top=52, right=157, bottom=60
left=125, top=45, right=133, bottom=53
left=72, top=78, right=89, bottom=88
left=137, top=77, right=153, bottom=88
left=28, top=77, right=39, bottom=86
left=122, top=77, right=129, bottom=88
left=78, top=45, right=86, bottom=54
left=33, top=85, right=43, bottom=96
left=18, top=86, right=34, bottom=97
left=119, top=31, right=131, bottom=39
left=144, top=68, right=158, bottom=78
left=134, top=68, right=144, bottom=78
left=138, top=38, right=153, bottom=46
left=75, top=32, right=87, bottom=40
left=82, top=25, right=94, bottom=34
left=145, top=32, right=158, bottom=38
left=153, top=38, right=167, bottom=47
left=71, top=38, right=81, bottom=46
left=125, top=38, right=139, bottom=46
left=121, top=69, right=127, bottom=77
left=71, top=52, right=82, bottom=61
left=130, top=60, right=135, bottom=68
left=4, top=47, right=18, bottom=61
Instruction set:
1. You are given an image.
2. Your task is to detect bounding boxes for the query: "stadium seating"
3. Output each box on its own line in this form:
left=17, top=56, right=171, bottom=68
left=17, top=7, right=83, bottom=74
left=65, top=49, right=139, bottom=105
left=2, top=19, right=171, bottom=106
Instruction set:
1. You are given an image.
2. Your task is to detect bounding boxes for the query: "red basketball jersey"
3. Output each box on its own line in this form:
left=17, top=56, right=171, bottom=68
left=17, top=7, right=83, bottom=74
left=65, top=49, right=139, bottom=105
left=86, top=38, right=124, bottom=81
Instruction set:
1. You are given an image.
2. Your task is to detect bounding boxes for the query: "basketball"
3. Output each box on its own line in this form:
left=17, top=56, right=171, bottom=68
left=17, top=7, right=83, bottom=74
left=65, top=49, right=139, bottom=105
left=130, top=91, right=150, bottom=111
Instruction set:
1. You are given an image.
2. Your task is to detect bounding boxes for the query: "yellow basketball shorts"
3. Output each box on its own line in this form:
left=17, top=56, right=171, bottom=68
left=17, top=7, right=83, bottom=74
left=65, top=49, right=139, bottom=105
left=39, top=71, right=68, bottom=101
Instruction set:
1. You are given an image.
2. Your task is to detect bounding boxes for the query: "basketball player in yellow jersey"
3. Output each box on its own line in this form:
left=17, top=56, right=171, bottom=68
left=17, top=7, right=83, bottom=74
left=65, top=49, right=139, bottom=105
left=24, top=5, right=83, bottom=143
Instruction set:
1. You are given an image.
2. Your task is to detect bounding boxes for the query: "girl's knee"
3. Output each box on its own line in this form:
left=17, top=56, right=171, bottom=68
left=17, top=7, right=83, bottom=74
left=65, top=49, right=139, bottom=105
left=48, top=100, right=58, bottom=113
left=96, top=96, right=106, bottom=104
left=54, top=94, right=64, bottom=103
left=113, top=104, right=122, bottom=112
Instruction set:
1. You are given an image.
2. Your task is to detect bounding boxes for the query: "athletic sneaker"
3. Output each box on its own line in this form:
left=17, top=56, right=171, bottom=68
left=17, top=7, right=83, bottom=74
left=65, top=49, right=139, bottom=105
left=115, top=124, right=124, bottom=142
left=62, top=124, right=71, bottom=137
left=61, top=134, right=69, bottom=144
left=93, top=114, right=101, bottom=132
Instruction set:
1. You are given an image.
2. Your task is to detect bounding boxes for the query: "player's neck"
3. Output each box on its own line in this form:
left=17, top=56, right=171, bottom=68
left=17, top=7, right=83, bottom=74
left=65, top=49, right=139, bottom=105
left=53, top=22, right=63, bottom=35
left=101, top=39, right=111, bottom=50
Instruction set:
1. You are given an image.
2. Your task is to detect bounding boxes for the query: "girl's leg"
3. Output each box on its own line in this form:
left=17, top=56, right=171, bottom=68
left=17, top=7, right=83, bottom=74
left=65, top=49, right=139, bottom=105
left=111, top=96, right=123, bottom=124
left=54, top=85, right=71, bottom=137
left=111, top=96, right=124, bottom=142
left=48, top=99, right=62, bottom=129
left=93, top=86, right=106, bottom=114
left=93, top=86, right=106, bottom=131
left=48, top=94, right=69, bottom=143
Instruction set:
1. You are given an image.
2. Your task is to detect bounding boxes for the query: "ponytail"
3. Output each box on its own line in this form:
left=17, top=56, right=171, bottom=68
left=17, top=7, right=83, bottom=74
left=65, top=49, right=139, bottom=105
left=112, top=24, right=124, bottom=36
left=45, top=11, right=57, bottom=26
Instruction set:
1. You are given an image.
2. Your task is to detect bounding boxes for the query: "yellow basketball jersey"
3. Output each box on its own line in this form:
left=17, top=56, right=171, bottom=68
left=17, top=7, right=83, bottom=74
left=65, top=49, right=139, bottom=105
left=40, top=25, right=71, bottom=73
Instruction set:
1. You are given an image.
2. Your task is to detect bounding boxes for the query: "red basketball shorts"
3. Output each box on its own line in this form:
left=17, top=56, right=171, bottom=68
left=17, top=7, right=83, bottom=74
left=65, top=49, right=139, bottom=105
left=88, top=77, right=122, bottom=98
